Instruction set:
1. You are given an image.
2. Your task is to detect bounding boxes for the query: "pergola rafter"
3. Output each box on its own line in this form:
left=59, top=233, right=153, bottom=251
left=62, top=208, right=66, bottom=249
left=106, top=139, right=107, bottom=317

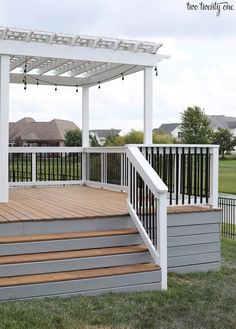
left=0, top=26, right=170, bottom=202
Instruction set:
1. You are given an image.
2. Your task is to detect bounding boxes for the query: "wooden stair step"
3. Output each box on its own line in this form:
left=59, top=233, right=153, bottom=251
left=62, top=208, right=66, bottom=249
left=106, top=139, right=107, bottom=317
left=0, top=228, right=138, bottom=244
left=0, top=245, right=148, bottom=265
left=0, top=263, right=160, bottom=287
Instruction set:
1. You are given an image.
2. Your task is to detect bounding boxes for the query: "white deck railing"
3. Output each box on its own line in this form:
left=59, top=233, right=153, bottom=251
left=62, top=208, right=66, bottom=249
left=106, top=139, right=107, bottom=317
left=126, top=146, right=168, bottom=289
left=8, top=144, right=219, bottom=207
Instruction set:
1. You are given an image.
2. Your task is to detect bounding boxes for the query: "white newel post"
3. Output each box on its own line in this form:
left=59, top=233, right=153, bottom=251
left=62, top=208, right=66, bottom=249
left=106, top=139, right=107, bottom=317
left=210, top=146, right=219, bottom=208
left=0, top=55, right=10, bottom=202
left=82, top=87, right=89, bottom=183
left=158, top=193, right=168, bottom=290
left=143, top=67, right=153, bottom=144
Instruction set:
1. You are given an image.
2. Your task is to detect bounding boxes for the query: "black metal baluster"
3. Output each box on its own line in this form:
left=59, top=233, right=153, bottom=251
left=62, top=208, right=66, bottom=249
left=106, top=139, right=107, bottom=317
left=175, top=147, right=179, bottom=205
left=181, top=147, right=185, bottom=204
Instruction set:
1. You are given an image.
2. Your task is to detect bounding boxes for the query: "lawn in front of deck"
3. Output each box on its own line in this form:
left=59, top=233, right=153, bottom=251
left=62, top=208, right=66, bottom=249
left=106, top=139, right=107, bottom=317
left=0, top=239, right=235, bottom=329
left=219, top=154, right=236, bottom=194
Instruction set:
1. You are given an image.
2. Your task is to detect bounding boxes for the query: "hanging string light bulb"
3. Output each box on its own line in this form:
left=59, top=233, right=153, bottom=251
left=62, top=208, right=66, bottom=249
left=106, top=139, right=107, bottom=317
left=23, top=57, right=27, bottom=91
left=76, top=85, right=78, bottom=93
left=98, top=81, right=101, bottom=89
left=36, top=79, right=39, bottom=86
left=55, top=84, right=57, bottom=91
left=121, top=73, right=124, bottom=81
left=154, top=66, right=158, bottom=76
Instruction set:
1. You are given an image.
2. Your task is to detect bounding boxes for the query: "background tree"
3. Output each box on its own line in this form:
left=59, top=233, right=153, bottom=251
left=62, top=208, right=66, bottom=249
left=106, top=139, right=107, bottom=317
left=124, top=130, right=143, bottom=144
left=180, top=106, right=213, bottom=144
left=89, top=134, right=99, bottom=147
left=14, top=136, right=24, bottom=146
left=153, top=131, right=175, bottom=144
left=212, top=128, right=236, bottom=158
left=104, top=129, right=175, bottom=146
left=104, top=129, right=121, bottom=146
left=64, top=129, right=82, bottom=146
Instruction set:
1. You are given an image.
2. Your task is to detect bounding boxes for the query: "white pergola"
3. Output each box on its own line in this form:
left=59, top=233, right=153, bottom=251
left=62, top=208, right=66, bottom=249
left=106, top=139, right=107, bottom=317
left=0, top=27, right=169, bottom=202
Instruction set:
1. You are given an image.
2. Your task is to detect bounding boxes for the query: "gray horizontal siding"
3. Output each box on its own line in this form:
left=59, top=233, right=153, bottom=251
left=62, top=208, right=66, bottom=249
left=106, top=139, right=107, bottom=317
left=0, top=234, right=142, bottom=256
left=168, top=224, right=220, bottom=237
left=167, top=210, right=221, bottom=273
left=0, top=252, right=152, bottom=277
left=0, top=270, right=161, bottom=301
left=168, top=242, right=220, bottom=257
left=0, top=216, right=133, bottom=236
left=169, top=262, right=220, bottom=274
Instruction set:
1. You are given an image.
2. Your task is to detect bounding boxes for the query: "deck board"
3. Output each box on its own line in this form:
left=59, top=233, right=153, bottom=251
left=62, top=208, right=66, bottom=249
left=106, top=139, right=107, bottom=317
left=0, top=186, right=218, bottom=223
left=0, top=186, right=128, bottom=222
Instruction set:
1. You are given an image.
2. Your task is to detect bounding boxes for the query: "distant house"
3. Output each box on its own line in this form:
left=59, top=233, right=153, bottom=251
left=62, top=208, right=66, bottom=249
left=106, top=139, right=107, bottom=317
left=89, top=129, right=121, bottom=146
left=9, top=117, right=79, bottom=147
left=155, top=115, right=236, bottom=141
left=154, top=123, right=181, bottom=140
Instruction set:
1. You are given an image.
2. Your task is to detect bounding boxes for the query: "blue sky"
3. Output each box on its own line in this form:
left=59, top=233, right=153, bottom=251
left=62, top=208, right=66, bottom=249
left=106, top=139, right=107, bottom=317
left=1, top=0, right=236, bottom=132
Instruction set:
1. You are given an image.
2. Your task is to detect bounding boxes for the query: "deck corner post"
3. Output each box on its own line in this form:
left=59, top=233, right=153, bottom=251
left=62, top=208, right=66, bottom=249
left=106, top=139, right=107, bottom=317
left=0, top=55, right=10, bottom=202
left=158, top=193, right=168, bottom=290
left=143, top=66, right=153, bottom=145
left=210, top=146, right=219, bottom=208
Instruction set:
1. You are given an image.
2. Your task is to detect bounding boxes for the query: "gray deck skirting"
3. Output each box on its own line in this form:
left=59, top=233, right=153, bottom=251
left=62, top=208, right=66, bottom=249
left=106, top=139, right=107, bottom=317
left=167, top=210, right=221, bottom=273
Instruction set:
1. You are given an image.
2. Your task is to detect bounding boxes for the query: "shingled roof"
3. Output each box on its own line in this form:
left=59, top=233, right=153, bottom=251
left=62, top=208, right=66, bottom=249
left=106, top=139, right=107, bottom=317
left=154, top=123, right=179, bottom=134
left=9, top=117, right=79, bottom=142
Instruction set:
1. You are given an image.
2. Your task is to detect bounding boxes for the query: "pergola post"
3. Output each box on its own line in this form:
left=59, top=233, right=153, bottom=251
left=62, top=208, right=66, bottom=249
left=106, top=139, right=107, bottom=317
left=82, top=87, right=89, bottom=183
left=82, top=87, right=90, bottom=147
left=143, top=67, right=153, bottom=144
left=0, top=55, right=10, bottom=202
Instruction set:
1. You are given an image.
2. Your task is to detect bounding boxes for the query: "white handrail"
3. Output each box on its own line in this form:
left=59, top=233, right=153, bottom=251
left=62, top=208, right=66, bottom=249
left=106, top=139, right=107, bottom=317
left=126, top=145, right=168, bottom=290
left=9, top=147, right=83, bottom=153
left=127, top=146, right=168, bottom=195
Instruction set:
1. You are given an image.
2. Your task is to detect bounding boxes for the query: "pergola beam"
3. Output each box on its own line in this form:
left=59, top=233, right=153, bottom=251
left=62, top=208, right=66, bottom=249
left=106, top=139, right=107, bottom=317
left=0, top=39, right=167, bottom=67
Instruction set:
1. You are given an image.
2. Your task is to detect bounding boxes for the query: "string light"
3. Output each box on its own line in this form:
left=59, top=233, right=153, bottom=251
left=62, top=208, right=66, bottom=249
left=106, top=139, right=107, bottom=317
left=121, top=73, right=124, bottom=81
left=23, top=65, right=136, bottom=92
left=23, top=57, right=27, bottom=91
left=154, top=67, right=158, bottom=76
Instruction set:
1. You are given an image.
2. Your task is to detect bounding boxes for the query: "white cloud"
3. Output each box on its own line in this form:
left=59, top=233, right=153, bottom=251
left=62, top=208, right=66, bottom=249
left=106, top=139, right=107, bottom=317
left=3, top=0, right=236, bottom=132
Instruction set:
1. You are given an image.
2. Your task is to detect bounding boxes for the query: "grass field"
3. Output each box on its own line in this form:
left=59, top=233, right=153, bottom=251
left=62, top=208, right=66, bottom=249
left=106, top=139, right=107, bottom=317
left=0, top=239, right=235, bottom=329
left=219, top=154, right=236, bottom=194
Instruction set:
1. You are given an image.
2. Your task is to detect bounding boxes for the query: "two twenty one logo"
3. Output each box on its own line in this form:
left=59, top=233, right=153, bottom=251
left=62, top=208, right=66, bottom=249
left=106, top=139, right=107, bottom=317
left=186, top=1, right=235, bottom=16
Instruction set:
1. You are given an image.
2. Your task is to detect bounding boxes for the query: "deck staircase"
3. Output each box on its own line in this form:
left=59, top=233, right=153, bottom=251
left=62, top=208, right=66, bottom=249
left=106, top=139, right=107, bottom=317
left=0, top=216, right=161, bottom=301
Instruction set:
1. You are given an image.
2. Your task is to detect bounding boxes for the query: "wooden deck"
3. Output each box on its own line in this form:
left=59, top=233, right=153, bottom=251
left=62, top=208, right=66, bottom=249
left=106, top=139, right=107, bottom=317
left=0, top=186, right=128, bottom=222
left=0, top=186, right=219, bottom=223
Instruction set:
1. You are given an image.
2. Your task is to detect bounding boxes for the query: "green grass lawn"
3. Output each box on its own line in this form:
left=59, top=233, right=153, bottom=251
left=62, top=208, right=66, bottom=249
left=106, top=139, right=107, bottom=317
left=0, top=239, right=235, bottom=329
left=219, top=154, right=236, bottom=194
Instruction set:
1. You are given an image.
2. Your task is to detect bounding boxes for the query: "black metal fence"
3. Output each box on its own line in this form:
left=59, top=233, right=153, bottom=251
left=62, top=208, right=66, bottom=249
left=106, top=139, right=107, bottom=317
left=218, top=197, right=236, bottom=239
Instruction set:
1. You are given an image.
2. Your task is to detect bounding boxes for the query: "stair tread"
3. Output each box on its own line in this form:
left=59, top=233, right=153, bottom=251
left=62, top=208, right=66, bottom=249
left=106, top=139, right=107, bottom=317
left=0, top=228, right=138, bottom=244
left=0, top=245, right=148, bottom=265
left=0, top=263, right=160, bottom=287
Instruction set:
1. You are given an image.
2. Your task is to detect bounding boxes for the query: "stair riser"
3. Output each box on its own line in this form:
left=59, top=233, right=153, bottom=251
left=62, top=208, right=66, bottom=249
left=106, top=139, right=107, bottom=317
left=0, top=252, right=152, bottom=277
left=0, top=270, right=161, bottom=301
left=0, top=216, right=132, bottom=237
left=0, top=234, right=142, bottom=256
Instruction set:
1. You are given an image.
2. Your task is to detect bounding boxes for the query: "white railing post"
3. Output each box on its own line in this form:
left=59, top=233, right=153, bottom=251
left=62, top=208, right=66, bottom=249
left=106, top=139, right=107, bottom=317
left=101, top=152, right=104, bottom=184
left=210, top=146, right=219, bottom=208
left=32, top=153, right=36, bottom=183
left=157, top=193, right=168, bottom=290
left=82, top=150, right=87, bottom=184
